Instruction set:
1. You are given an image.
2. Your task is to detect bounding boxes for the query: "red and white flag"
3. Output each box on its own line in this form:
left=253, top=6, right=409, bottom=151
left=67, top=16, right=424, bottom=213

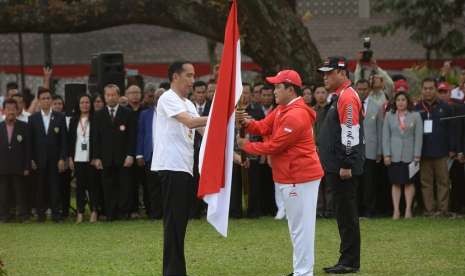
left=198, top=0, right=242, bottom=237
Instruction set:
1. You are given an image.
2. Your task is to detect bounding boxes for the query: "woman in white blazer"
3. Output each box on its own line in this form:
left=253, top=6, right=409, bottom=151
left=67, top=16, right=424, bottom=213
left=383, top=92, right=423, bottom=219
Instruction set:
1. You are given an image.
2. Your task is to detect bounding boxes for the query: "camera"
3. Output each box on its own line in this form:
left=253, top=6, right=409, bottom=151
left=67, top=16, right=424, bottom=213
left=361, top=37, right=373, bottom=63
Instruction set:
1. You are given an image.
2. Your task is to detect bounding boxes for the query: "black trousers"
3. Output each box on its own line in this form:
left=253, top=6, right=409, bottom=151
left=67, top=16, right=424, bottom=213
left=450, top=160, right=465, bottom=212
left=229, top=164, right=243, bottom=218
left=376, top=164, right=392, bottom=216
left=75, top=162, right=99, bottom=214
left=259, top=163, right=276, bottom=216
left=230, top=162, right=266, bottom=218
left=145, top=164, right=162, bottom=219
left=190, top=147, right=206, bottom=219
left=95, top=170, right=105, bottom=216
left=26, top=172, right=37, bottom=214
left=129, top=163, right=146, bottom=213
left=360, top=159, right=378, bottom=216
left=159, top=170, right=193, bottom=276
left=0, top=174, right=28, bottom=221
left=102, top=165, right=130, bottom=220
left=36, top=160, right=61, bottom=220
left=60, top=169, right=72, bottom=217
left=317, top=176, right=333, bottom=215
left=247, top=160, right=262, bottom=218
left=326, top=173, right=361, bottom=269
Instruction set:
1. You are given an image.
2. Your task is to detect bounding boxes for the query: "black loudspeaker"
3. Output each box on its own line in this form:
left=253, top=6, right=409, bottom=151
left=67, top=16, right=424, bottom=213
left=88, top=52, right=125, bottom=95
left=65, top=83, right=87, bottom=116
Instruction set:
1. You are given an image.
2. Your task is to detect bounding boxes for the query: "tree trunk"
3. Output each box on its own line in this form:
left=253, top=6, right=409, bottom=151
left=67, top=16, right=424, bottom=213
left=0, top=0, right=322, bottom=83
left=425, top=48, right=432, bottom=69
left=206, top=39, right=218, bottom=72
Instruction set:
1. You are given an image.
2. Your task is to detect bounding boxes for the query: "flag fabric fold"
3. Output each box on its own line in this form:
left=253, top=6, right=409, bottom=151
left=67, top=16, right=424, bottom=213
left=197, top=0, right=242, bottom=237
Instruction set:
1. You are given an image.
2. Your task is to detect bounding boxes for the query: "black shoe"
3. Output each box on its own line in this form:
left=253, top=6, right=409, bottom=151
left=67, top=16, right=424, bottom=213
left=283, top=273, right=293, bottom=276
left=189, top=214, right=201, bottom=219
left=324, top=264, right=359, bottom=274
left=324, top=264, right=336, bottom=272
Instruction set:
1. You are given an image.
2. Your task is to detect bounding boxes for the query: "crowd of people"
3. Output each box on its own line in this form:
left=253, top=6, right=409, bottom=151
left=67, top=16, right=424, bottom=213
left=0, top=72, right=172, bottom=223
left=0, top=55, right=465, bottom=225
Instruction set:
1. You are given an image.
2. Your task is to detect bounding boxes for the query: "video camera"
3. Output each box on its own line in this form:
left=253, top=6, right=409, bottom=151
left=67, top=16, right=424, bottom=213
left=361, top=37, right=373, bottom=63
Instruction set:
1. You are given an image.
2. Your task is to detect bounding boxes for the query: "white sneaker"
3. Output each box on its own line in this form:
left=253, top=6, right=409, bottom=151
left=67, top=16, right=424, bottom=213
left=274, top=209, right=286, bottom=220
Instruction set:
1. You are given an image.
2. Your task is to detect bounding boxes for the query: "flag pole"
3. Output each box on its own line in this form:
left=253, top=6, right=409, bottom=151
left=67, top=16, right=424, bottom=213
left=237, top=96, right=250, bottom=211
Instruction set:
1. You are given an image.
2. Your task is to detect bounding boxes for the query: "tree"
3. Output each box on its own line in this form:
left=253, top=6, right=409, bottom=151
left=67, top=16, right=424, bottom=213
left=362, top=0, right=465, bottom=64
left=0, top=0, right=322, bottom=83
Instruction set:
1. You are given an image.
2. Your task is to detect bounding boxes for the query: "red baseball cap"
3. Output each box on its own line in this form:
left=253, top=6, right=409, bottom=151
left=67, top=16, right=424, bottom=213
left=438, top=82, right=450, bottom=91
left=266, top=70, right=303, bottom=88
left=394, top=79, right=409, bottom=93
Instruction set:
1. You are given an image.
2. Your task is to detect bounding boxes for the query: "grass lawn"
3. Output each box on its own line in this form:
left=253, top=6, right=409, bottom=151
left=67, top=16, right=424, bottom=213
left=1, top=217, right=465, bottom=276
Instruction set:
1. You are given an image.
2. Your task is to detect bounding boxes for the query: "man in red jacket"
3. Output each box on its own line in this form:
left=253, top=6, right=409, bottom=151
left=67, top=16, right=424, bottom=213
left=237, top=70, right=324, bottom=276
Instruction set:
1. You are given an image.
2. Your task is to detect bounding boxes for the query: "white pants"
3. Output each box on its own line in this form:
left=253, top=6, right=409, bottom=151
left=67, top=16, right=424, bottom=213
left=275, top=183, right=285, bottom=212
left=277, top=179, right=320, bottom=276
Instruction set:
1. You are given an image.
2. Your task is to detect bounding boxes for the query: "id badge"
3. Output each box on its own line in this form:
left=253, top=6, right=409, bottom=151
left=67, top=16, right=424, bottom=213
left=424, top=120, right=433, bottom=134
left=81, top=143, right=88, bottom=151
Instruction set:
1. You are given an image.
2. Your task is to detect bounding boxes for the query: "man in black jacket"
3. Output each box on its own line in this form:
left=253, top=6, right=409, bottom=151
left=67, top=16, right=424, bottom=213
left=126, top=84, right=146, bottom=218
left=318, top=57, right=364, bottom=274
left=437, top=82, right=465, bottom=213
left=415, top=78, right=455, bottom=216
left=0, top=99, right=31, bottom=222
left=29, top=88, right=67, bottom=222
left=92, top=84, right=136, bottom=221
left=229, top=83, right=266, bottom=218
left=191, top=80, right=211, bottom=218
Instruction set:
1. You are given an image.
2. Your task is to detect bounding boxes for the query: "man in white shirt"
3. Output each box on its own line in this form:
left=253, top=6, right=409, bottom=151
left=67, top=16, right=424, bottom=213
left=151, top=61, right=208, bottom=276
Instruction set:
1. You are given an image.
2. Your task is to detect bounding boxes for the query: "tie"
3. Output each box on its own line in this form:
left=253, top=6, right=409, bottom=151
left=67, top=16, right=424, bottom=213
left=362, top=100, right=367, bottom=117
left=110, top=108, right=115, bottom=121
left=327, top=93, right=337, bottom=103
left=198, top=106, right=203, bottom=115
left=331, top=94, right=338, bottom=102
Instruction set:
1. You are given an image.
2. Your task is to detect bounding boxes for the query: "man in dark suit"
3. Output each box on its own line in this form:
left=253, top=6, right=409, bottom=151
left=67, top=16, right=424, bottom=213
left=29, top=88, right=68, bottom=222
left=126, top=84, right=145, bottom=218
left=229, top=83, right=265, bottom=218
left=92, top=84, right=136, bottom=221
left=136, top=85, right=165, bottom=219
left=0, top=99, right=31, bottom=222
left=244, top=84, right=266, bottom=218
left=191, top=81, right=212, bottom=218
